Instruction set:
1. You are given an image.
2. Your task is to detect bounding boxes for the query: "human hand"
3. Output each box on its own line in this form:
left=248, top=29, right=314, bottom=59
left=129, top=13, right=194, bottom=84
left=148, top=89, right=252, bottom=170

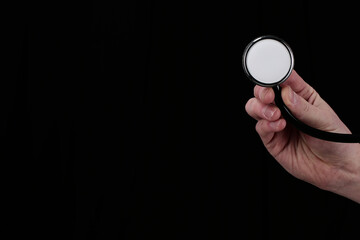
left=245, top=70, right=360, bottom=203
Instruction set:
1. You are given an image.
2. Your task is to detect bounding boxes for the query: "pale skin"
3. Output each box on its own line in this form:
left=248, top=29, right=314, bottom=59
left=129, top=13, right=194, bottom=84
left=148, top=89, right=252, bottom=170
left=245, top=70, right=360, bottom=203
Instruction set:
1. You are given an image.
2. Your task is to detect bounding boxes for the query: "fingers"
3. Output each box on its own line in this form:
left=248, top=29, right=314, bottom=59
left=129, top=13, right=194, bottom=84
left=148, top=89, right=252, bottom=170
left=246, top=85, right=281, bottom=122
left=245, top=98, right=281, bottom=121
left=246, top=83, right=286, bottom=148
left=254, top=85, right=275, bottom=104
left=256, top=119, right=287, bottom=144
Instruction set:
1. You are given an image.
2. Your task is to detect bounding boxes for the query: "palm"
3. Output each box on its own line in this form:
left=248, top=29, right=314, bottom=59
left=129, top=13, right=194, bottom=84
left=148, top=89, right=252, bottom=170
left=268, top=123, right=352, bottom=190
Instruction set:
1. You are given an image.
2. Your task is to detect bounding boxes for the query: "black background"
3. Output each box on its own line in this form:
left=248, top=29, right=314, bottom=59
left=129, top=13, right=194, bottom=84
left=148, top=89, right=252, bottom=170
left=6, top=1, right=360, bottom=239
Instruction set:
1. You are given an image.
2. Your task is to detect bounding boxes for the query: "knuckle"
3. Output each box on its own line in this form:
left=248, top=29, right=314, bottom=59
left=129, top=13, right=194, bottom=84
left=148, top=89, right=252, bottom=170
left=296, top=100, right=311, bottom=121
left=303, top=102, right=310, bottom=114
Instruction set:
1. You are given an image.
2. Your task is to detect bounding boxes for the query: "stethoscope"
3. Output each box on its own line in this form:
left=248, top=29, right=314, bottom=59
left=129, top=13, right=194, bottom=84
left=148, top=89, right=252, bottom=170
left=242, top=35, right=360, bottom=143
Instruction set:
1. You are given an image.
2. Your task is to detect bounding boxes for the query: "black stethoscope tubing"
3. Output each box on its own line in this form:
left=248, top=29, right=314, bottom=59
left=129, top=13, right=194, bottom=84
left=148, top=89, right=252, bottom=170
left=273, top=86, right=360, bottom=143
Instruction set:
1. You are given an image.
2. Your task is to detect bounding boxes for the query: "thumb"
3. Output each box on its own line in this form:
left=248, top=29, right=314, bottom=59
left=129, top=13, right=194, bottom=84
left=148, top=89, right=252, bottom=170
left=281, top=86, right=331, bottom=131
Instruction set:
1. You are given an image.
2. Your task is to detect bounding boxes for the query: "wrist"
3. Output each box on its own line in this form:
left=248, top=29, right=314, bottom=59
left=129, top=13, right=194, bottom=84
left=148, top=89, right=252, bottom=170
left=334, top=175, right=360, bottom=203
left=331, top=144, right=360, bottom=203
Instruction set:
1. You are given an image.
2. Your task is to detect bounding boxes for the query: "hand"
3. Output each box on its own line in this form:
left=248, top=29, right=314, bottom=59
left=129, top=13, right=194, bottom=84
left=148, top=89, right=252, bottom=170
left=245, top=70, right=360, bottom=203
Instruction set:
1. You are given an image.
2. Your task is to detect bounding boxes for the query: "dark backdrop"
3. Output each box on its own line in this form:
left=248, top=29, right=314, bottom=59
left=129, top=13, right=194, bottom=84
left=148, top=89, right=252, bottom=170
left=6, top=1, right=360, bottom=239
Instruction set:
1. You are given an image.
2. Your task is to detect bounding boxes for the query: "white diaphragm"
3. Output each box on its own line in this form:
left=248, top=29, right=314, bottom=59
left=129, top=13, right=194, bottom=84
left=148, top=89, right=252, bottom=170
left=243, top=36, right=294, bottom=86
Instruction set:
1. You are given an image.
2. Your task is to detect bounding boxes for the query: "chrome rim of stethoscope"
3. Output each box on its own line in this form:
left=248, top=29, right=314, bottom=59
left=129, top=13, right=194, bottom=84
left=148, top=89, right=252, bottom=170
left=242, top=35, right=294, bottom=87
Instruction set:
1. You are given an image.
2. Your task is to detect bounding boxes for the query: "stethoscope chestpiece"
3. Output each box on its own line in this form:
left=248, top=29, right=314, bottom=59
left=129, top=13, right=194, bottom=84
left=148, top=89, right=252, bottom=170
left=242, top=35, right=294, bottom=87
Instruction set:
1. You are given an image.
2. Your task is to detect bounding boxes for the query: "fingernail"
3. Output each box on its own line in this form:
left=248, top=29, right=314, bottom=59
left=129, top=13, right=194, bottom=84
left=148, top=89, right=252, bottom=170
left=269, top=121, right=280, bottom=129
left=263, top=105, right=276, bottom=120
